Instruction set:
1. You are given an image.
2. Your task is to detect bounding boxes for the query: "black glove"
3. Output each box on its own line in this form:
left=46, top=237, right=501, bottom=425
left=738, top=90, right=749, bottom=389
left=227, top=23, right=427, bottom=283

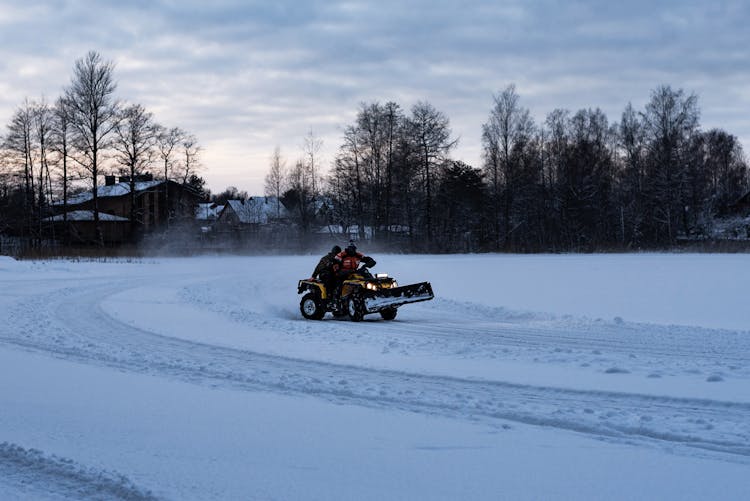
left=363, top=256, right=376, bottom=268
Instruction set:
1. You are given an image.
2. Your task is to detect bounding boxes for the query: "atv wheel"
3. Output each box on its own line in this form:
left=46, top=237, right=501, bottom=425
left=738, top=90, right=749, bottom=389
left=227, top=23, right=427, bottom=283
left=380, top=308, right=398, bottom=320
left=300, top=293, right=325, bottom=320
left=347, top=295, right=364, bottom=322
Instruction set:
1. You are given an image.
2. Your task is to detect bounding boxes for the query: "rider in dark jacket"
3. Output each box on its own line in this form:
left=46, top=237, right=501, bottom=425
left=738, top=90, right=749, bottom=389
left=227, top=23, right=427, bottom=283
left=312, top=245, right=341, bottom=295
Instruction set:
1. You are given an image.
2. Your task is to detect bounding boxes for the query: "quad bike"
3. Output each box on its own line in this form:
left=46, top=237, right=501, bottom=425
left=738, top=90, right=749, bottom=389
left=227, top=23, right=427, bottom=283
left=298, top=266, right=434, bottom=321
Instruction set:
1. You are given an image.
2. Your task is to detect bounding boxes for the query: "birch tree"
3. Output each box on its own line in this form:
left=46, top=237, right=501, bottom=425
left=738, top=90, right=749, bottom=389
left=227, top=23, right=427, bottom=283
left=640, top=85, right=699, bottom=243
left=51, top=96, right=74, bottom=238
left=265, top=146, right=286, bottom=219
left=482, top=85, right=533, bottom=249
left=65, top=51, right=119, bottom=243
left=113, top=103, right=157, bottom=230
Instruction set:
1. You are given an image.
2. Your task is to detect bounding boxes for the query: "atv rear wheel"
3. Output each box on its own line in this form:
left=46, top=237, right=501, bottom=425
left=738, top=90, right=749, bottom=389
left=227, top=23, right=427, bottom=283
left=300, top=293, right=325, bottom=320
left=347, top=295, right=364, bottom=322
left=380, top=308, right=398, bottom=320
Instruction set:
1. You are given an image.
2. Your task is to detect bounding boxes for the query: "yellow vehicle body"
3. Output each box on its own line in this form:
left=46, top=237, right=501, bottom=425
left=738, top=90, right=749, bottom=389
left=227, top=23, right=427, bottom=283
left=297, top=267, right=433, bottom=322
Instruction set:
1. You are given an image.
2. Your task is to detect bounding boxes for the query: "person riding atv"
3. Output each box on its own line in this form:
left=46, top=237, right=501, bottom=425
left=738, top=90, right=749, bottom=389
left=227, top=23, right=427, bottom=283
left=311, top=245, right=341, bottom=295
left=297, top=248, right=434, bottom=321
left=335, top=243, right=376, bottom=284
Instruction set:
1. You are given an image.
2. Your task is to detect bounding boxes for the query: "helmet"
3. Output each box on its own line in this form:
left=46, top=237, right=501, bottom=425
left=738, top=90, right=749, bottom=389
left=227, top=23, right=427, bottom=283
left=331, top=245, right=342, bottom=255
left=345, top=243, right=357, bottom=256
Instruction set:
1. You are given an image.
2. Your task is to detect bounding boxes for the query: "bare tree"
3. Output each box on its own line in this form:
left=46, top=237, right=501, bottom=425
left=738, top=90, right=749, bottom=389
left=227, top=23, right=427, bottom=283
left=357, top=103, right=385, bottom=233
left=154, top=125, right=187, bottom=228
left=558, top=108, right=615, bottom=249
left=65, top=51, right=119, bottom=243
left=51, top=96, right=74, bottom=238
left=2, top=99, right=58, bottom=245
left=155, top=125, right=185, bottom=182
left=329, top=102, right=407, bottom=244
left=640, top=85, right=699, bottom=243
left=327, top=154, right=358, bottom=234
left=703, top=129, right=747, bottom=212
left=0, top=147, right=11, bottom=229
left=113, top=103, right=157, bottom=230
left=407, top=101, right=457, bottom=247
left=165, top=133, right=201, bottom=224
left=4, top=100, right=37, bottom=241
left=482, top=84, right=534, bottom=249
left=302, top=129, right=323, bottom=197
left=382, top=101, right=403, bottom=239
left=32, top=98, right=54, bottom=241
left=178, top=133, right=201, bottom=185
left=617, top=103, right=646, bottom=245
left=264, top=146, right=286, bottom=219
left=211, top=186, right=248, bottom=205
left=284, top=158, right=318, bottom=235
left=332, top=125, right=366, bottom=237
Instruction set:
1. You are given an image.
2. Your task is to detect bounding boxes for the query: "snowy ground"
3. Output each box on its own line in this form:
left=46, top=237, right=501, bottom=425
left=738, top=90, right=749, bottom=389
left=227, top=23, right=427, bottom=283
left=0, top=253, right=748, bottom=500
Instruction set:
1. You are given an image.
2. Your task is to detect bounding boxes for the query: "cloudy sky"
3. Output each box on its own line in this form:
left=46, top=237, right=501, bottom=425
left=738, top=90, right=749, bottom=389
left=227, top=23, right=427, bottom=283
left=1, top=0, right=748, bottom=194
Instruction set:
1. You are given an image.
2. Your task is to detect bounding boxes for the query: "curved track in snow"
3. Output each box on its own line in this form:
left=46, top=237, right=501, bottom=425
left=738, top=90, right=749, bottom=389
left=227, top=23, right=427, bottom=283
left=2, top=270, right=749, bottom=464
left=0, top=442, right=159, bottom=501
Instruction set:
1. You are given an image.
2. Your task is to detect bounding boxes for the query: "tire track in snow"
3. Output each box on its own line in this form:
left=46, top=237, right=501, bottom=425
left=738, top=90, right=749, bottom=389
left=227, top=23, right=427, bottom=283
left=179, top=278, right=750, bottom=380
left=1, top=278, right=749, bottom=462
left=0, top=442, right=160, bottom=500
left=333, top=295, right=749, bottom=364
left=379, top=312, right=750, bottom=377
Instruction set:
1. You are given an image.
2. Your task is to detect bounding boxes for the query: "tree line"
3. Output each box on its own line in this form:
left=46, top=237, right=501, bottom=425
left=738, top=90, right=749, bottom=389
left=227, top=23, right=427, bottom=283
left=0, top=51, right=204, bottom=247
left=268, top=85, right=748, bottom=252
left=2, top=52, right=746, bottom=254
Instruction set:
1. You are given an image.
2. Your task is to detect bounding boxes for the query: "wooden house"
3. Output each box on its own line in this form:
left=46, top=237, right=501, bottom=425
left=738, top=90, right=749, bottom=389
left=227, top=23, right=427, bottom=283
left=51, top=174, right=203, bottom=243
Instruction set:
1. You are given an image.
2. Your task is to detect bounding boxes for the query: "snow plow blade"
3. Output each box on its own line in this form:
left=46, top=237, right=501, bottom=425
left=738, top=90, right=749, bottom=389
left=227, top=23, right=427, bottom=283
left=362, top=282, right=434, bottom=313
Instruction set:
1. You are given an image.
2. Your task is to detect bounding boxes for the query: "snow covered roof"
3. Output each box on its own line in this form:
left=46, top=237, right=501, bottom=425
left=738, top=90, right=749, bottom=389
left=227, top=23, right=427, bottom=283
left=222, top=197, right=288, bottom=224
left=316, top=224, right=408, bottom=236
left=195, top=203, right=223, bottom=221
left=316, top=224, right=374, bottom=239
left=711, top=216, right=750, bottom=240
left=43, top=210, right=130, bottom=222
left=55, top=180, right=164, bottom=206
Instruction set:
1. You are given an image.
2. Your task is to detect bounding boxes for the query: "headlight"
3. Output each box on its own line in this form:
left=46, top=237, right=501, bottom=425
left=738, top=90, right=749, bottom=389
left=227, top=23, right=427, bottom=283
left=392, top=281, right=398, bottom=288
left=366, top=283, right=378, bottom=290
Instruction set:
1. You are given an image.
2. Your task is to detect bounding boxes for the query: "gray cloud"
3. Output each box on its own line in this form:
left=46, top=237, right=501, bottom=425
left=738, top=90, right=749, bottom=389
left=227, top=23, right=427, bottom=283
left=1, top=0, right=748, bottom=193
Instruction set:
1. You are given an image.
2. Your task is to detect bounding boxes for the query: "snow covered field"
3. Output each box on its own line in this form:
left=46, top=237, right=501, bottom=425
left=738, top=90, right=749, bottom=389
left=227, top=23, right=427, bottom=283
left=1, top=253, right=748, bottom=500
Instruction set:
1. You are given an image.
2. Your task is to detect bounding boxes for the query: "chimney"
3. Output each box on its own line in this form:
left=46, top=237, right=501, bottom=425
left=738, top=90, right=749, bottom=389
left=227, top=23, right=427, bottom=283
left=134, top=173, right=153, bottom=182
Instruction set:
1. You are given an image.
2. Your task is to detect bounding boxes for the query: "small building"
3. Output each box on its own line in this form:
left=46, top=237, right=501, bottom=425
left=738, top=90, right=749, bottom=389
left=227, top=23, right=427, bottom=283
left=195, top=202, right=224, bottom=223
left=315, top=223, right=410, bottom=242
left=216, top=197, right=289, bottom=231
left=52, top=174, right=203, bottom=243
left=316, top=224, right=372, bottom=241
left=195, top=202, right=224, bottom=234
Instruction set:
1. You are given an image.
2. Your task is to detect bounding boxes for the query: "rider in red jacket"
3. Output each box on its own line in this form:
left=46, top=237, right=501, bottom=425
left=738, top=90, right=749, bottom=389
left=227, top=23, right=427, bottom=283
left=335, top=242, right=376, bottom=277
